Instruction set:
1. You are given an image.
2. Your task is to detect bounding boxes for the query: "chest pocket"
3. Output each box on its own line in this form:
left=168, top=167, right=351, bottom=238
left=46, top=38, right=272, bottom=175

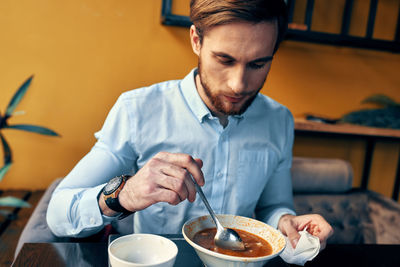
left=235, top=150, right=269, bottom=210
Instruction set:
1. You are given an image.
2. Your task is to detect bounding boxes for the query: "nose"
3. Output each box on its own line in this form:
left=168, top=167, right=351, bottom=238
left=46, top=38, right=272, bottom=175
left=227, top=66, right=247, bottom=95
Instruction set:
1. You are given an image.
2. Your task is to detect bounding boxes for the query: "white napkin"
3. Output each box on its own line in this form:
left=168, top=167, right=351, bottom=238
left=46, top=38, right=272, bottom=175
left=279, top=228, right=320, bottom=266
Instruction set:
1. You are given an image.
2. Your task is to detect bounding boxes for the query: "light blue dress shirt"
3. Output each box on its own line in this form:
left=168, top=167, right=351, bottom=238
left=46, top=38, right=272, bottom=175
left=47, top=68, right=296, bottom=237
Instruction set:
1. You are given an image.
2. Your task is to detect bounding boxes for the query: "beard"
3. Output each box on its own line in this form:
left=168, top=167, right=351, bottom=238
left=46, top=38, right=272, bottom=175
left=197, top=60, right=264, bottom=116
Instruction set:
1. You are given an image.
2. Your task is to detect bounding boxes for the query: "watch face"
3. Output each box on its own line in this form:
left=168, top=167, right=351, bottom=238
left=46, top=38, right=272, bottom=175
left=104, top=176, right=123, bottom=195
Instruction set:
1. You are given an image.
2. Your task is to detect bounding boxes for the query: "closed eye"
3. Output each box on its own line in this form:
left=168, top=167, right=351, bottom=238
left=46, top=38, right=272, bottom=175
left=248, top=56, right=273, bottom=70
left=217, top=56, right=235, bottom=66
left=248, top=62, right=266, bottom=69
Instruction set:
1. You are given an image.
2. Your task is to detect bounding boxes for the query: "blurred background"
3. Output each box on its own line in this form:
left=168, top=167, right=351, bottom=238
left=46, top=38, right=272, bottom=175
left=0, top=0, right=399, bottom=202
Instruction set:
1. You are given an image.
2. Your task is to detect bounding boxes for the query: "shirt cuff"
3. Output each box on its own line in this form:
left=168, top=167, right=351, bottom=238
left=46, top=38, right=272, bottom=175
left=84, top=184, right=118, bottom=225
left=75, top=184, right=108, bottom=229
left=266, top=208, right=296, bottom=229
left=70, top=183, right=116, bottom=235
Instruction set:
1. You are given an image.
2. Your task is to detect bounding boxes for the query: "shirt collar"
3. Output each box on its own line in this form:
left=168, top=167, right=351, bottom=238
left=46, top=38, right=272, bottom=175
left=180, top=68, right=246, bottom=124
left=180, top=68, right=211, bottom=123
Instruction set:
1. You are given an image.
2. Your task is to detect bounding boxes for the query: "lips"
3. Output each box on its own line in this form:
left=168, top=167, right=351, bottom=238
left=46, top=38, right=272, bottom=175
left=224, top=95, right=244, bottom=103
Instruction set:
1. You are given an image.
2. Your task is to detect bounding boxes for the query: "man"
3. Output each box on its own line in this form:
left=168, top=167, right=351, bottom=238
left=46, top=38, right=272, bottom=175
left=47, top=0, right=333, bottom=250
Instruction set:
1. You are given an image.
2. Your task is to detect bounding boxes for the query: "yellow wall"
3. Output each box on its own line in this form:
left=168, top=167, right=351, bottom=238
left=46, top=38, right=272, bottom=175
left=1, top=1, right=399, bottom=202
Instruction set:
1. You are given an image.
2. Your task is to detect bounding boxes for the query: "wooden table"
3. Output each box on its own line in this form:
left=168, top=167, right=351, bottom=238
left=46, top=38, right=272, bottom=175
left=12, top=235, right=400, bottom=267
left=295, top=119, right=400, bottom=200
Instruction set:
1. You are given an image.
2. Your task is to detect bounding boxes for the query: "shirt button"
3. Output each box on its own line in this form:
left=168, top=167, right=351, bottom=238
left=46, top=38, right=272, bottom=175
left=217, top=172, right=223, bottom=177
left=89, top=217, right=95, bottom=224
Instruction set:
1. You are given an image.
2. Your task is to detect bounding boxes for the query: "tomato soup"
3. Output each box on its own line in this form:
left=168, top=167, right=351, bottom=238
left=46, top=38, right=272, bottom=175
left=192, top=228, right=273, bottom=257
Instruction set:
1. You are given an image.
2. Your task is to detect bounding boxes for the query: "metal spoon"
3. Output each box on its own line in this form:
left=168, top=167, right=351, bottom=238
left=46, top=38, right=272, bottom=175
left=191, top=176, right=245, bottom=251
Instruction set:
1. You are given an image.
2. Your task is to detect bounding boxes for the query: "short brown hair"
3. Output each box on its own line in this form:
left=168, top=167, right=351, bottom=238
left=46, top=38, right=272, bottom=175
left=190, top=0, right=288, bottom=54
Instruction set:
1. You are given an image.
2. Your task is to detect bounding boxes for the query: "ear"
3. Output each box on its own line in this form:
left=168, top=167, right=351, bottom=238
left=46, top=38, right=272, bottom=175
left=190, top=25, right=201, bottom=56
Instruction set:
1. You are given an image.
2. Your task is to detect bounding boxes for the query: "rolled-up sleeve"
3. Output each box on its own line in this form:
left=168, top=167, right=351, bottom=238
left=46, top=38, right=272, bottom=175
left=47, top=95, right=137, bottom=237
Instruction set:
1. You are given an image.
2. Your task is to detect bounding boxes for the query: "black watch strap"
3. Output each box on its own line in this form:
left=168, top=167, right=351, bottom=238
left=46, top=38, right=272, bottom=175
left=104, top=194, right=130, bottom=213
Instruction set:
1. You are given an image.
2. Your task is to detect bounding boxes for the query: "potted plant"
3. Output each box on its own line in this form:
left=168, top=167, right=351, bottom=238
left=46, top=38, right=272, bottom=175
left=0, top=76, right=60, bottom=217
left=340, top=94, right=400, bottom=129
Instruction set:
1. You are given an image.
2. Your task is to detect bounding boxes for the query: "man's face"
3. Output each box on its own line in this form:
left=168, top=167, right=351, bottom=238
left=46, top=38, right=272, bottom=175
left=190, top=21, right=278, bottom=118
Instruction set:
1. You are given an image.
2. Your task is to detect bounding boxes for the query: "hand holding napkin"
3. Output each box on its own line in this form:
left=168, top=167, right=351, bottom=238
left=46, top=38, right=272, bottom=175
left=280, top=228, right=320, bottom=266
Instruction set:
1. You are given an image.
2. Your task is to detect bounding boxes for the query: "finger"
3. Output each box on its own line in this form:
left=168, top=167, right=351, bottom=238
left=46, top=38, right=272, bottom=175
left=317, top=223, right=334, bottom=244
left=307, top=214, right=333, bottom=238
left=298, top=219, right=312, bottom=231
left=285, top=226, right=301, bottom=249
left=183, top=174, right=197, bottom=202
left=306, top=223, right=318, bottom=235
left=158, top=167, right=190, bottom=202
left=156, top=152, right=205, bottom=186
left=301, top=214, right=333, bottom=247
left=154, top=187, right=181, bottom=206
left=159, top=162, right=197, bottom=202
left=279, top=215, right=301, bottom=248
left=194, top=158, right=203, bottom=168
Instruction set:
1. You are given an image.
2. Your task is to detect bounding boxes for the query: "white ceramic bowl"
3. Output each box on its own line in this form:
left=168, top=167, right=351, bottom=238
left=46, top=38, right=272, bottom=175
left=108, top=234, right=178, bottom=267
left=182, top=214, right=286, bottom=267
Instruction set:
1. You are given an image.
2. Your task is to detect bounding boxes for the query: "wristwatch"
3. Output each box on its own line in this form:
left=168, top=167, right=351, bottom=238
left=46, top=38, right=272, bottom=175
left=103, top=175, right=133, bottom=219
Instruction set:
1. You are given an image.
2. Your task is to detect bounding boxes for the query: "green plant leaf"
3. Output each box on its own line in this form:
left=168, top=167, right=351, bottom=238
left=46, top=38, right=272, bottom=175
left=0, top=162, right=12, bottom=182
left=5, top=75, right=33, bottom=117
left=5, top=124, right=60, bottom=136
left=0, top=132, right=13, bottom=181
left=0, top=196, right=31, bottom=208
left=361, top=94, right=399, bottom=108
left=0, top=132, right=12, bottom=164
left=0, top=112, right=6, bottom=129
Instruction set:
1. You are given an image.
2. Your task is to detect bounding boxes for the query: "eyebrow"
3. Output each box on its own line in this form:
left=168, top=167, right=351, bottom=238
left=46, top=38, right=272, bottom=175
left=212, top=51, right=273, bottom=63
left=252, top=56, right=274, bottom=63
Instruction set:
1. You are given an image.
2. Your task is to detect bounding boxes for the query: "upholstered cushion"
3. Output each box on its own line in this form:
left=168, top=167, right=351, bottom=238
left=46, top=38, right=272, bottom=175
left=291, top=157, right=353, bottom=193
left=294, top=191, right=376, bottom=244
left=368, top=191, right=400, bottom=244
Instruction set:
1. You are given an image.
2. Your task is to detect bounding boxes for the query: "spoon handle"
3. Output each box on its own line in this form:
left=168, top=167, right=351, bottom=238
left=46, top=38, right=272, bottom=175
left=190, top=176, right=224, bottom=231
